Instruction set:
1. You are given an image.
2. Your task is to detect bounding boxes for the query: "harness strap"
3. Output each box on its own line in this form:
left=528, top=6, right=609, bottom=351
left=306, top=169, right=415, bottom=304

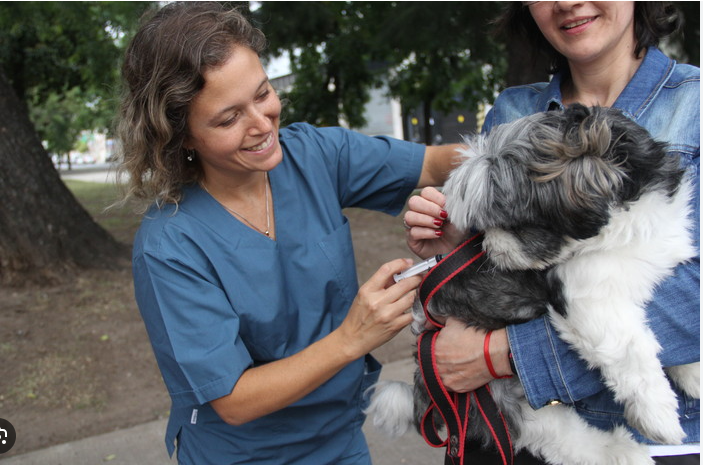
left=419, top=331, right=514, bottom=464
left=421, top=402, right=448, bottom=448
left=473, top=385, right=514, bottom=465
left=419, top=233, right=486, bottom=329
left=418, top=331, right=465, bottom=456
left=417, top=233, right=514, bottom=465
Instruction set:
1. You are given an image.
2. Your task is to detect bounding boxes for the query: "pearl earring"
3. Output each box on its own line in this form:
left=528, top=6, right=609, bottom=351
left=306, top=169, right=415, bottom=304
left=186, top=149, right=195, bottom=162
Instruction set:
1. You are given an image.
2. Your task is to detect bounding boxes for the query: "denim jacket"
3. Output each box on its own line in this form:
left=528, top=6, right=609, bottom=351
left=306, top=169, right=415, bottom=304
left=483, top=47, right=700, bottom=444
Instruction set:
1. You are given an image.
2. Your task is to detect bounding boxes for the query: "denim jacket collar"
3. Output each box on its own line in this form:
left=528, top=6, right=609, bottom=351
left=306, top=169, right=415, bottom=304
left=613, top=47, right=674, bottom=119
left=535, top=76, right=563, bottom=112
left=535, top=47, right=674, bottom=119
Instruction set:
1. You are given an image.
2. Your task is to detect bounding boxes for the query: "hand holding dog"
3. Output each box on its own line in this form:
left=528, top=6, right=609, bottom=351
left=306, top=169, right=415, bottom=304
left=405, top=188, right=514, bottom=392
left=434, top=319, right=513, bottom=392
left=404, top=187, right=464, bottom=259
left=336, top=258, right=421, bottom=359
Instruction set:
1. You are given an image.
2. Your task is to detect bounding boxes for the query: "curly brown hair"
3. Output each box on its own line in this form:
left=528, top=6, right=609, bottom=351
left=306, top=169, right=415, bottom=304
left=115, top=2, right=266, bottom=210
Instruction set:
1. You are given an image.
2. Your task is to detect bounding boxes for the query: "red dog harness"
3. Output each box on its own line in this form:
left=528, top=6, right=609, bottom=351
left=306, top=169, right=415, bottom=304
left=417, top=233, right=514, bottom=465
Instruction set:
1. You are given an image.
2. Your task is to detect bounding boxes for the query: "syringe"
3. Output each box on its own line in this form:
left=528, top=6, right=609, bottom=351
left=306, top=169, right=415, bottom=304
left=393, top=254, right=444, bottom=282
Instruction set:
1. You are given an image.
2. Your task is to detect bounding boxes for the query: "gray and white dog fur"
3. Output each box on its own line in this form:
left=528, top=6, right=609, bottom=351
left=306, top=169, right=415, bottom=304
left=366, top=105, right=699, bottom=465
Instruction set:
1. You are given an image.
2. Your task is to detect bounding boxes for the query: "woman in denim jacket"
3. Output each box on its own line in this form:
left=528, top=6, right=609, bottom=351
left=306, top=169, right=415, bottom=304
left=403, top=2, right=699, bottom=464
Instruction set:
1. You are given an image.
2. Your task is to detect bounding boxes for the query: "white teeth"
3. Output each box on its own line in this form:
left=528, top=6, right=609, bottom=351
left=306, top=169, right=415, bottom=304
left=564, top=18, right=590, bottom=29
left=246, top=134, right=272, bottom=152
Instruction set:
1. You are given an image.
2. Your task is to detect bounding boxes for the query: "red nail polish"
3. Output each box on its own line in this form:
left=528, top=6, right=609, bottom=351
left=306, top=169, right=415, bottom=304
left=440, top=210, right=448, bottom=219
left=435, top=230, right=444, bottom=237
left=434, top=219, right=444, bottom=227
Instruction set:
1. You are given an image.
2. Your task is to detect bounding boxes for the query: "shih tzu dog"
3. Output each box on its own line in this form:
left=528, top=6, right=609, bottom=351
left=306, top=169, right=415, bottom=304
left=367, top=105, right=699, bottom=464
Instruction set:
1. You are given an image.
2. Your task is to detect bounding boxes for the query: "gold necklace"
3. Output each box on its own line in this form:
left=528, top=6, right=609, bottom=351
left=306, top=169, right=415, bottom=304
left=202, top=173, right=272, bottom=237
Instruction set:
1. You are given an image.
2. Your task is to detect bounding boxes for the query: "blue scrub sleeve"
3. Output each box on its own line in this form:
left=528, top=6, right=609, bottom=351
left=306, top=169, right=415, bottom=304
left=281, top=123, right=425, bottom=215
left=134, top=250, right=253, bottom=408
left=328, top=127, right=424, bottom=213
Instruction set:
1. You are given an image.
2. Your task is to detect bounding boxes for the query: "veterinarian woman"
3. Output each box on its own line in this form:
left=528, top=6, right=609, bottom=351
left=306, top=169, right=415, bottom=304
left=116, top=3, right=460, bottom=464
left=403, top=2, right=699, bottom=464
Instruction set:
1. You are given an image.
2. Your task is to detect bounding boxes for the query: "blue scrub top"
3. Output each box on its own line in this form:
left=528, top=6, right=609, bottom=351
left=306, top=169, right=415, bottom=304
left=132, top=123, right=425, bottom=464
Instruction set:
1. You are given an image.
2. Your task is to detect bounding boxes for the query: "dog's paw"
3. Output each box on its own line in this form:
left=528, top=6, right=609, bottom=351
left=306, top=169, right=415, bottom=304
left=667, top=362, right=700, bottom=399
left=602, top=426, right=654, bottom=465
left=624, top=396, right=685, bottom=445
left=364, top=381, right=414, bottom=437
left=522, top=419, right=652, bottom=465
left=575, top=426, right=654, bottom=465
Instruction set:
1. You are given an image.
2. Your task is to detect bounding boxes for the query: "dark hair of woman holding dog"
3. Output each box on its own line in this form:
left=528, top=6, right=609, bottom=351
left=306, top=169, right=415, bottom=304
left=403, top=2, right=699, bottom=464
left=116, top=2, right=461, bottom=463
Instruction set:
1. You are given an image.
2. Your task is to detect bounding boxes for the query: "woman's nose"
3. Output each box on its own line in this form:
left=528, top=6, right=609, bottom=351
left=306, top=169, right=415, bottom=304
left=553, top=1, right=585, bottom=12
left=247, top=107, right=273, bottom=134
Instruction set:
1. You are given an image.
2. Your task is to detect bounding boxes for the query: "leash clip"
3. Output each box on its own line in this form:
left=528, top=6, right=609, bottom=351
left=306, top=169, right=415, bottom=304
left=449, top=435, right=460, bottom=457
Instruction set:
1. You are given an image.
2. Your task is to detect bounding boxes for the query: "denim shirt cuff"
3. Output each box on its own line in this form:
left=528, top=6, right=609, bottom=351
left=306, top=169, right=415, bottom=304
left=507, top=315, right=604, bottom=410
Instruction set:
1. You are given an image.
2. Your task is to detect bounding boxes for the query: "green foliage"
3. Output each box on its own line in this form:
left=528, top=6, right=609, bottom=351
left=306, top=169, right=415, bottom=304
left=257, top=1, right=699, bottom=140
left=28, top=87, right=83, bottom=157
left=256, top=2, right=376, bottom=127
left=255, top=2, right=505, bottom=136
left=3, top=1, right=696, bottom=147
left=0, top=1, right=153, bottom=151
left=375, top=2, right=505, bottom=113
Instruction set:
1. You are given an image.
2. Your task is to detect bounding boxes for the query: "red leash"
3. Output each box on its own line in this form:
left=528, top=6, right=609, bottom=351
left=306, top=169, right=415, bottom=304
left=417, top=234, right=514, bottom=465
left=420, top=233, right=487, bottom=328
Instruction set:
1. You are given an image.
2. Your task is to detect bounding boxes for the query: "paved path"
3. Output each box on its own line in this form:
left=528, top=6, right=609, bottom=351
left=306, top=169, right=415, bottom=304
left=3, top=358, right=444, bottom=464
left=59, top=163, right=119, bottom=184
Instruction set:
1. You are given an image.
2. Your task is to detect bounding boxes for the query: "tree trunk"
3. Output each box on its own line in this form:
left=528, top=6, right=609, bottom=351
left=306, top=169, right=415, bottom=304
left=0, top=71, right=127, bottom=286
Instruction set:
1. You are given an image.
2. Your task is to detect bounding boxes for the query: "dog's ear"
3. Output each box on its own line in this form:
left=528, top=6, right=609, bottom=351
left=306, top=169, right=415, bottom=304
left=594, top=107, right=684, bottom=201
left=445, top=105, right=683, bottom=241
left=444, top=117, right=606, bottom=237
left=523, top=105, right=681, bottom=240
left=443, top=141, right=491, bottom=233
left=444, top=134, right=531, bottom=233
left=557, top=105, right=682, bottom=201
left=524, top=106, right=621, bottom=239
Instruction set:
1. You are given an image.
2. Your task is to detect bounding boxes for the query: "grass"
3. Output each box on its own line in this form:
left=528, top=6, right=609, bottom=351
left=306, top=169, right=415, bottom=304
left=63, top=180, right=142, bottom=244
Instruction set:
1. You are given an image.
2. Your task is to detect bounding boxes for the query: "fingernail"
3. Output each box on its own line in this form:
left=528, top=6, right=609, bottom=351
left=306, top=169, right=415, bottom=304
left=435, top=230, right=444, bottom=237
left=434, top=219, right=444, bottom=227
left=440, top=210, right=448, bottom=219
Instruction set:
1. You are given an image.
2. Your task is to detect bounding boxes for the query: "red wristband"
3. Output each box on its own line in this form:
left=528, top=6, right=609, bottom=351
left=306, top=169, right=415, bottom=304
left=484, top=330, right=512, bottom=379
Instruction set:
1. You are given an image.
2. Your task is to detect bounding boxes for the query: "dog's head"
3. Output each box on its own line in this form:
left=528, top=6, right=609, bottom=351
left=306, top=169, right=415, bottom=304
left=444, top=104, right=683, bottom=270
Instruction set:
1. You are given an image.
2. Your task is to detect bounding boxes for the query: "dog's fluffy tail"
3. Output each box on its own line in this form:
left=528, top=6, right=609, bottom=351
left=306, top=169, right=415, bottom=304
left=364, top=381, right=415, bottom=437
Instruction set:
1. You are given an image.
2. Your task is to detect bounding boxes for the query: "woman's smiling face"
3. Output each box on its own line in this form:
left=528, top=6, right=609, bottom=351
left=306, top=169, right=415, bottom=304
left=185, top=45, right=283, bottom=179
left=528, top=1, right=637, bottom=66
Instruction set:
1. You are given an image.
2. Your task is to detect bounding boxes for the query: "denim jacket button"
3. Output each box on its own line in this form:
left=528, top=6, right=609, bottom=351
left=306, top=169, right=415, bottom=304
left=546, top=399, right=562, bottom=406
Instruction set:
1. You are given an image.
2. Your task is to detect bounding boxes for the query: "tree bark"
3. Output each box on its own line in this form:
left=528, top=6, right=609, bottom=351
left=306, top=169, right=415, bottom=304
left=0, top=71, right=127, bottom=286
